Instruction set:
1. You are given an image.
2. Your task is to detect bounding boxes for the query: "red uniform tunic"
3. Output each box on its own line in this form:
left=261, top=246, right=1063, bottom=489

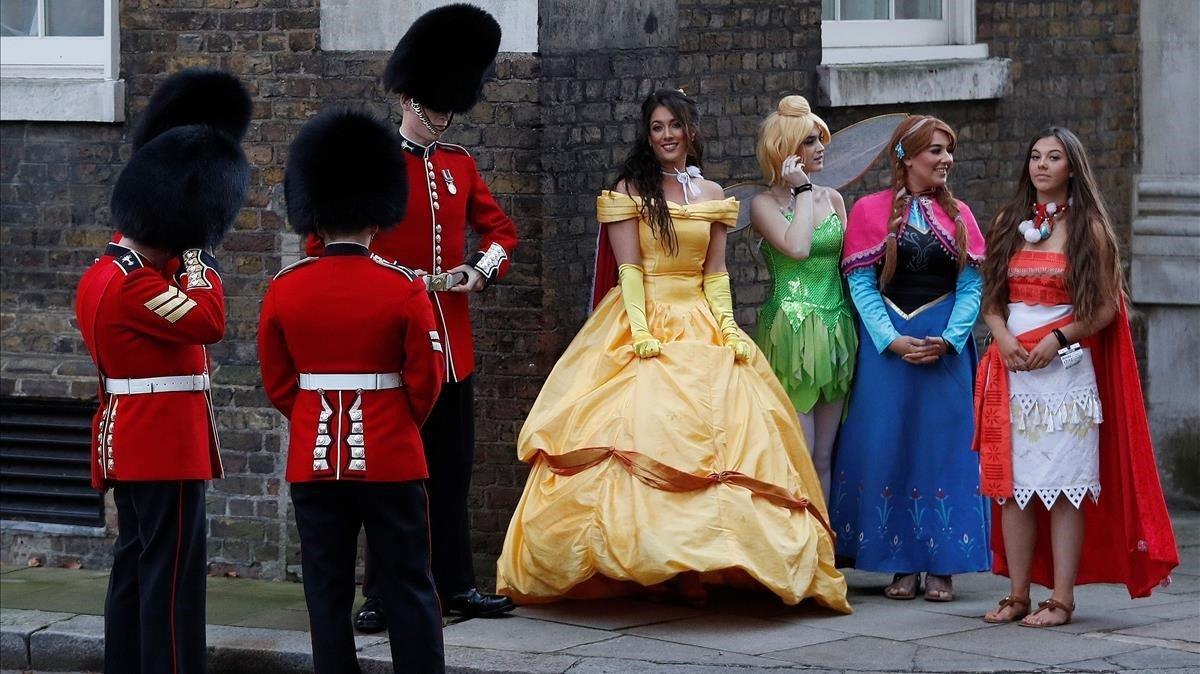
left=305, top=137, right=518, bottom=382
left=74, top=243, right=225, bottom=490
left=259, top=243, right=445, bottom=483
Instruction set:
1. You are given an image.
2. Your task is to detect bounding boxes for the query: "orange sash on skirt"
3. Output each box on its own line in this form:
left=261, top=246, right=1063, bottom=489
left=972, top=314, right=1074, bottom=497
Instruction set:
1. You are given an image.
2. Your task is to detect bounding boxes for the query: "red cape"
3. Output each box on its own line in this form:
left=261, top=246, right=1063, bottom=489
left=990, top=304, right=1179, bottom=598
left=591, top=223, right=618, bottom=310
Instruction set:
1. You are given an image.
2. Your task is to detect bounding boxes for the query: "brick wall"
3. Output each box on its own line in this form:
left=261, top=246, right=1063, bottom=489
left=0, top=0, right=1148, bottom=581
left=0, top=0, right=543, bottom=581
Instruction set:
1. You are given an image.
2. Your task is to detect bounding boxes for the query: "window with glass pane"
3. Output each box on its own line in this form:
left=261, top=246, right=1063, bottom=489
left=896, top=0, right=941, bottom=19
left=1, top=0, right=114, bottom=80
left=822, top=0, right=942, bottom=21
left=0, top=0, right=103, bottom=37
left=821, top=0, right=959, bottom=49
left=0, top=0, right=38, bottom=37
left=46, top=0, right=103, bottom=36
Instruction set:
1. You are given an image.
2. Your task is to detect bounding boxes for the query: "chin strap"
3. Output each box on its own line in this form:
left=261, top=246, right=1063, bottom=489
left=409, top=99, right=452, bottom=138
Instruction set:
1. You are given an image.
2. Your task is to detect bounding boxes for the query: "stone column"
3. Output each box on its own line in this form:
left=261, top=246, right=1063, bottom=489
left=1133, top=1, right=1200, bottom=505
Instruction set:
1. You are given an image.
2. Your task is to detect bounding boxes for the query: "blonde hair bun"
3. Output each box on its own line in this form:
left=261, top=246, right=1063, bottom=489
left=778, top=95, right=811, bottom=117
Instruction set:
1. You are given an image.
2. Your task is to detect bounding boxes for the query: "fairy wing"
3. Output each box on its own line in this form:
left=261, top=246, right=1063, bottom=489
left=813, top=113, right=908, bottom=190
left=728, top=113, right=909, bottom=234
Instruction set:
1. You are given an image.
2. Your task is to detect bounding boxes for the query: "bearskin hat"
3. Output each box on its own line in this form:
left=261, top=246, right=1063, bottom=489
left=111, top=69, right=252, bottom=252
left=382, top=3, right=501, bottom=113
left=284, top=109, right=407, bottom=237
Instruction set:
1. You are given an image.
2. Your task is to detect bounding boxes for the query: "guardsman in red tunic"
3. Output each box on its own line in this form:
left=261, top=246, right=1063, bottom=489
left=74, top=69, right=251, bottom=674
left=302, top=5, right=518, bottom=628
left=260, top=109, right=445, bottom=673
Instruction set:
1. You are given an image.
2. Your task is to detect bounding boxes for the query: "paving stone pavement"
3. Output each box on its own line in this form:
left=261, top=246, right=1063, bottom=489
left=1, top=511, right=1197, bottom=673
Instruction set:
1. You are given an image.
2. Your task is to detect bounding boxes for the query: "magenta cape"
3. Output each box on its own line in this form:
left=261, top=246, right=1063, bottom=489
left=841, top=190, right=985, bottom=273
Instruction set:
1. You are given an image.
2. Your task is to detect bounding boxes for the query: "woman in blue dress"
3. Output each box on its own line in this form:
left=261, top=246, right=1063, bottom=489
left=831, top=115, right=990, bottom=601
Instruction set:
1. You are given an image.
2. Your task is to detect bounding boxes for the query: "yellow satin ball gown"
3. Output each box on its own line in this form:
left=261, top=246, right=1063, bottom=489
left=495, top=191, right=850, bottom=612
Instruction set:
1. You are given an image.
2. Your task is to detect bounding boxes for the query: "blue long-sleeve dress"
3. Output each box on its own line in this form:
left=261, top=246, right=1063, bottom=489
left=831, top=193, right=991, bottom=575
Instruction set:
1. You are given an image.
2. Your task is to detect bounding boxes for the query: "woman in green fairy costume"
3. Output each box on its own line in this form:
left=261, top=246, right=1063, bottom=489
left=750, top=95, right=857, bottom=501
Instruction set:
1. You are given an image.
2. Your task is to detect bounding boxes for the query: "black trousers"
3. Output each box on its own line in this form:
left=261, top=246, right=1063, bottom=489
left=292, top=480, right=443, bottom=674
left=364, top=377, right=475, bottom=601
left=104, top=481, right=208, bottom=674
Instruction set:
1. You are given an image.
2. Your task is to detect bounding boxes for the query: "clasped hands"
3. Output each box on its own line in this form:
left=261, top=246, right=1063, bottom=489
left=996, top=332, right=1059, bottom=372
left=887, top=335, right=949, bottom=365
left=630, top=330, right=750, bottom=361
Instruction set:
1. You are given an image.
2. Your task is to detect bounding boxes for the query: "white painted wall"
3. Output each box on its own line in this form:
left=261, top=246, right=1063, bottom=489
left=321, top=0, right=538, bottom=53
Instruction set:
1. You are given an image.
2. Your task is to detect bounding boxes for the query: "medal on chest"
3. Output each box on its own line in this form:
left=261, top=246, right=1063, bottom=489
left=442, top=168, right=457, bottom=195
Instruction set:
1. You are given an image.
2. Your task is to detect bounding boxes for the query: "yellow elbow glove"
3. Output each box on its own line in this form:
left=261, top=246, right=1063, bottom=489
left=618, top=263, right=661, bottom=358
left=703, top=272, right=751, bottom=361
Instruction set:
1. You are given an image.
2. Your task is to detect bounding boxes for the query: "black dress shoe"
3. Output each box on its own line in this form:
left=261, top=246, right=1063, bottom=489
left=444, top=588, right=514, bottom=618
left=353, top=597, right=386, bottom=633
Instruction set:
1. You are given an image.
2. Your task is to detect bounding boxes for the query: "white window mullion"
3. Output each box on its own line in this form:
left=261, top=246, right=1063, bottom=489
left=104, top=0, right=118, bottom=79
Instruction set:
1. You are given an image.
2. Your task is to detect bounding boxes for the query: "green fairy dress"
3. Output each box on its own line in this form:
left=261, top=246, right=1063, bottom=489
left=755, top=211, right=857, bottom=413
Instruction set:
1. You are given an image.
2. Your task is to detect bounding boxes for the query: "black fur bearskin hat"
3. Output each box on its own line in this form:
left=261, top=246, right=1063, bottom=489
left=382, top=3, right=502, bottom=113
left=110, top=69, right=252, bottom=252
left=284, top=108, right=408, bottom=237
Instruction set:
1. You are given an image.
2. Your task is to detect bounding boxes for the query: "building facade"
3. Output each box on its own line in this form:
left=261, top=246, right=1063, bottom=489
left=2, top=0, right=1195, bottom=581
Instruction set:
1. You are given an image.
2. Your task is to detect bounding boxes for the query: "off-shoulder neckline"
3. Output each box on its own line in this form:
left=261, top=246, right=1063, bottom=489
left=599, top=189, right=736, bottom=209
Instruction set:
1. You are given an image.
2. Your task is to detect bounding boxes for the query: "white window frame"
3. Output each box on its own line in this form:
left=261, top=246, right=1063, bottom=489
left=823, top=0, right=985, bottom=65
left=0, top=0, right=124, bottom=122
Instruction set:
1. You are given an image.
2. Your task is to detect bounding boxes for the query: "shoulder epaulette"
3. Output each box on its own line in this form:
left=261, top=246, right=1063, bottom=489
left=273, top=256, right=318, bottom=279
left=112, top=250, right=145, bottom=276
left=370, top=254, right=416, bottom=281
left=437, top=142, right=472, bottom=157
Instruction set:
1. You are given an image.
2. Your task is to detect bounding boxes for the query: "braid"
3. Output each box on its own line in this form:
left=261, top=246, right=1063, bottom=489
left=934, top=186, right=969, bottom=270
left=880, top=176, right=908, bottom=289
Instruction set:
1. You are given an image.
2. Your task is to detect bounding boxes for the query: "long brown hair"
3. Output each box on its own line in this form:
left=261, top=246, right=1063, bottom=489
left=880, top=115, right=969, bottom=288
left=981, top=127, right=1124, bottom=323
left=612, top=89, right=704, bottom=256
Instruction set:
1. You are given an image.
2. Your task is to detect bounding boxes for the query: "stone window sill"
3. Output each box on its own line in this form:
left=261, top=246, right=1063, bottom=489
left=0, top=77, right=126, bottom=123
left=1, top=519, right=108, bottom=538
left=818, top=52, right=1012, bottom=108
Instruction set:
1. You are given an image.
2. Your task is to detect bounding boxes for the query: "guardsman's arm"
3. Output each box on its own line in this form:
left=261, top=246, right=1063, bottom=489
left=118, top=249, right=226, bottom=345
left=464, top=168, right=518, bottom=287
left=400, top=281, right=445, bottom=425
left=257, top=286, right=300, bottom=417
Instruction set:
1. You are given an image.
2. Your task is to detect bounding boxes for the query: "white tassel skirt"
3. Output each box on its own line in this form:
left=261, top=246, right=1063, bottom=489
left=997, top=303, right=1102, bottom=510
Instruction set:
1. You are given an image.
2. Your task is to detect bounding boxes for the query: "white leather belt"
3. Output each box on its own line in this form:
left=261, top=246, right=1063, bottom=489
left=105, top=374, right=210, bottom=395
left=298, top=373, right=402, bottom=391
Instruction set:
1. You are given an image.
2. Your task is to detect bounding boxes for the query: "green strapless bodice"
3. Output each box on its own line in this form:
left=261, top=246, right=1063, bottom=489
left=758, top=211, right=851, bottom=333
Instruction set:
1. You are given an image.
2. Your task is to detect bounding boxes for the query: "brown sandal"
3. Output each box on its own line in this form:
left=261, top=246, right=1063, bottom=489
left=982, top=595, right=1031, bottom=624
left=924, top=574, right=955, bottom=602
left=884, top=573, right=921, bottom=600
left=1019, top=598, right=1074, bottom=628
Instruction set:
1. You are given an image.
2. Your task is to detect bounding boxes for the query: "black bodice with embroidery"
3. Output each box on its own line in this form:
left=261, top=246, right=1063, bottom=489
left=879, top=224, right=958, bottom=313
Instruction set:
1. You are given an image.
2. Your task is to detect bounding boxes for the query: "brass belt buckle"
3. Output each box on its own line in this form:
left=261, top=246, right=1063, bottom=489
left=424, top=271, right=465, bottom=292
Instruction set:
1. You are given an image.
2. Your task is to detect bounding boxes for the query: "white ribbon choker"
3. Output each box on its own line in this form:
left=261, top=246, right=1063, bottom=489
left=663, top=165, right=704, bottom=204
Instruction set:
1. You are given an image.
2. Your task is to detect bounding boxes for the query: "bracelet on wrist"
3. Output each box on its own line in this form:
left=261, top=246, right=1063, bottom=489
left=1052, top=328, right=1069, bottom=348
left=790, top=183, right=813, bottom=197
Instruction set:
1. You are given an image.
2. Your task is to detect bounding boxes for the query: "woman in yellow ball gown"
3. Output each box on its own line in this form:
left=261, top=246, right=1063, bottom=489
left=496, top=90, right=849, bottom=611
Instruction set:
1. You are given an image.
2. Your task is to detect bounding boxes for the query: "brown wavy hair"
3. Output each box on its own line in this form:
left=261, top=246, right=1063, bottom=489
left=612, top=89, right=703, bottom=256
left=981, top=127, right=1124, bottom=324
left=880, top=115, right=969, bottom=288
